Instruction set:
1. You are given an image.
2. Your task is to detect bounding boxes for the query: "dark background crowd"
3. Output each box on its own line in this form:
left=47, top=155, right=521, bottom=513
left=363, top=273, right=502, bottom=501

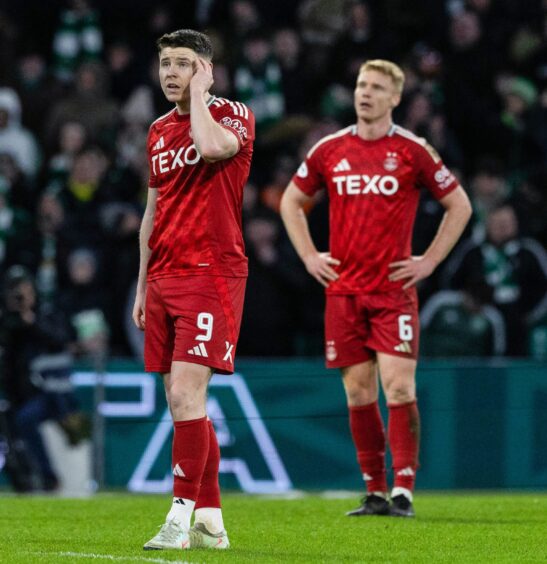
left=0, top=0, right=546, bottom=362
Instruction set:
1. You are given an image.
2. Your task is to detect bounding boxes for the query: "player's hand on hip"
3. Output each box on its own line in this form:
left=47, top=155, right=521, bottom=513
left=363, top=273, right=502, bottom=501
left=304, top=252, right=341, bottom=288
left=190, top=58, right=214, bottom=95
left=388, top=255, right=436, bottom=289
left=132, top=294, right=146, bottom=331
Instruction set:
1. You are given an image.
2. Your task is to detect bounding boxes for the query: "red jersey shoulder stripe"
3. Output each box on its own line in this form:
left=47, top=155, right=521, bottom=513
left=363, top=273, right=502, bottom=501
left=306, top=125, right=355, bottom=158
left=211, top=97, right=250, bottom=119
left=211, top=96, right=228, bottom=107
left=391, top=125, right=427, bottom=147
left=229, top=101, right=249, bottom=119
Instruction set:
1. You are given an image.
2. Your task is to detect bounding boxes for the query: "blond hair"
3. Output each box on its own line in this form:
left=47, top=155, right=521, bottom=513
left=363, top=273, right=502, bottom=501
left=359, top=60, right=405, bottom=94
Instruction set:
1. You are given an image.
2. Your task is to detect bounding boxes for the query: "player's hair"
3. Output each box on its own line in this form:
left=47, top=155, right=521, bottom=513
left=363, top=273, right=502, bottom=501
left=359, top=60, right=405, bottom=94
left=156, top=29, right=213, bottom=60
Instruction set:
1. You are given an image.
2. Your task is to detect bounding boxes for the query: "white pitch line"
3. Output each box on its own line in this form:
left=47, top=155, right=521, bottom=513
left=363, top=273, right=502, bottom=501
left=26, top=551, right=196, bottom=564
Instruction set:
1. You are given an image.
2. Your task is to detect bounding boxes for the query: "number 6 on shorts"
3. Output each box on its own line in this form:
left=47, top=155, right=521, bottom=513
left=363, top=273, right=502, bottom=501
left=398, top=314, right=413, bottom=341
left=196, top=312, right=214, bottom=341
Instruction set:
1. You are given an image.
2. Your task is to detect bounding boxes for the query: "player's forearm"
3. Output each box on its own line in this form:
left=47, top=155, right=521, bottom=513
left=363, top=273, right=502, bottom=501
left=137, top=212, right=154, bottom=292
left=280, top=197, right=318, bottom=263
left=423, top=191, right=472, bottom=267
left=190, top=93, right=237, bottom=161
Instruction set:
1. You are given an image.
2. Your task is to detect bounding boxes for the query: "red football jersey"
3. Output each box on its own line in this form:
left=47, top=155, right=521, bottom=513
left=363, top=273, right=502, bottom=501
left=146, top=96, right=255, bottom=280
left=292, top=124, right=459, bottom=294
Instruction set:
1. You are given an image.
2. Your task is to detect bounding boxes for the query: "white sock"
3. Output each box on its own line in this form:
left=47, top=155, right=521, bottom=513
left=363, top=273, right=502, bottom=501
left=166, top=497, right=195, bottom=530
left=194, top=507, right=224, bottom=534
left=370, top=491, right=388, bottom=500
left=391, top=487, right=413, bottom=502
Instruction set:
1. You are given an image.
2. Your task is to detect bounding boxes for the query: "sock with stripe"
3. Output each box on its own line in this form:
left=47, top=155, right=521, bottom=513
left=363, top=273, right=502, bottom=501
left=167, top=497, right=196, bottom=530
left=168, top=416, right=209, bottom=528
left=349, top=402, right=388, bottom=494
left=388, top=400, right=420, bottom=492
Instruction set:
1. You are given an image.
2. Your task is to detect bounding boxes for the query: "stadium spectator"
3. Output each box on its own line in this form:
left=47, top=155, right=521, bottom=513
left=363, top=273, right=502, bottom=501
left=0, top=265, right=89, bottom=492
left=273, top=28, right=309, bottom=115
left=100, top=201, right=141, bottom=354
left=0, top=152, right=36, bottom=217
left=51, top=0, right=103, bottom=83
left=45, top=61, right=118, bottom=149
left=114, top=121, right=149, bottom=201
left=280, top=59, right=471, bottom=517
left=233, top=32, right=285, bottom=133
left=442, top=203, right=547, bottom=356
left=45, top=120, right=88, bottom=190
left=509, top=169, right=547, bottom=247
left=15, top=52, right=65, bottom=136
left=0, top=88, right=41, bottom=179
left=495, top=75, right=545, bottom=173
left=443, top=9, right=502, bottom=163
left=425, top=113, right=464, bottom=170
left=58, top=247, right=109, bottom=357
left=56, top=145, right=108, bottom=250
left=0, top=179, right=33, bottom=274
left=329, top=1, right=385, bottom=89
left=467, top=157, right=510, bottom=243
left=21, top=192, right=70, bottom=306
left=106, top=41, right=141, bottom=104
left=420, top=284, right=506, bottom=357
left=226, top=0, right=262, bottom=51
left=132, top=29, right=254, bottom=551
left=239, top=205, right=297, bottom=356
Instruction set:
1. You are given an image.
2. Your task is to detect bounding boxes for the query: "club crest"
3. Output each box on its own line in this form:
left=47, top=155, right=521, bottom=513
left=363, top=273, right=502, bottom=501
left=383, top=152, right=400, bottom=172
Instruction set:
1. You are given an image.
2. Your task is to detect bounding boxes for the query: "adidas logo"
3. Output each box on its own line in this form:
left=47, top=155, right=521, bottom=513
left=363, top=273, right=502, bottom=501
left=173, top=464, right=186, bottom=477
left=363, top=473, right=373, bottom=481
left=394, top=342, right=412, bottom=354
left=396, top=466, right=415, bottom=477
left=333, top=158, right=351, bottom=172
left=152, top=136, right=165, bottom=151
left=187, top=343, right=208, bottom=357
left=173, top=497, right=186, bottom=504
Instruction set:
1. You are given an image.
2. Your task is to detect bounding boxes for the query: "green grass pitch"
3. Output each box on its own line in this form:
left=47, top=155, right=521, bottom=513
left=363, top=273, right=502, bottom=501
left=2, top=492, right=546, bottom=563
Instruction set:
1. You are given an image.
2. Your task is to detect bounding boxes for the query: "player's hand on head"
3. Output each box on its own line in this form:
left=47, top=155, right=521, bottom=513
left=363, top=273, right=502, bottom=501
left=388, top=255, right=436, bottom=289
left=190, top=57, right=214, bottom=95
left=304, top=252, right=340, bottom=288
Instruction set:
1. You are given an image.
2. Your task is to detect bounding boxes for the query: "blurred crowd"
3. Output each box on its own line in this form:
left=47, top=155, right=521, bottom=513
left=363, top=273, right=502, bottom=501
left=0, top=0, right=545, bottom=362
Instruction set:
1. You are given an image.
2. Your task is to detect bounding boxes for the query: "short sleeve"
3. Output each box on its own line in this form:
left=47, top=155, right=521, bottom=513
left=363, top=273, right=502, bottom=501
left=216, top=101, right=255, bottom=150
left=415, top=141, right=459, bottom=200
left=291, top=148, right=326, bottom=197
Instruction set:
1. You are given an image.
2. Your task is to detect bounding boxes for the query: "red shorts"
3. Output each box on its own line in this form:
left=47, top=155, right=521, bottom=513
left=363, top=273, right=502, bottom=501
left=324, top=288, right=419, bottom=368
left=144, top=275, right=246, bottom=374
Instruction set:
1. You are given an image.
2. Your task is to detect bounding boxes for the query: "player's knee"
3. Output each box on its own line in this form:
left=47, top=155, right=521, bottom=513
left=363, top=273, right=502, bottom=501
left=343, top=380, right=377, bottom=406
left=385, top=384, right=414, bottom=404
left=168, top=392, right=197, bottom=416
left=168, top=381, right=207, bottom=416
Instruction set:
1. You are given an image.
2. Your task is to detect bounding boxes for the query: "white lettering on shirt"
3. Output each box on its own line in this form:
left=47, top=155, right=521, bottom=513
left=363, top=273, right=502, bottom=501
left=151, top=144, right=202, bottom=176
left=332, top=175, right=400, bottom=196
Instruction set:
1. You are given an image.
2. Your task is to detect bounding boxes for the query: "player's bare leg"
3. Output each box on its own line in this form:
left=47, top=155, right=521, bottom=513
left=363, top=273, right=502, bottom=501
left=342, top=360, right=390, bottom=516
left=144, top=362, right=212, bottom=550
left=378, top=352, right=419, bottom=517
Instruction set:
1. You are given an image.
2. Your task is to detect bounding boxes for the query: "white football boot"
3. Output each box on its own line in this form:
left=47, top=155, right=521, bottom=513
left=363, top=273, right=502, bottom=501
left=189, top=522, right=230, bottom=549
left=143, top=519, right=190, bottom=550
